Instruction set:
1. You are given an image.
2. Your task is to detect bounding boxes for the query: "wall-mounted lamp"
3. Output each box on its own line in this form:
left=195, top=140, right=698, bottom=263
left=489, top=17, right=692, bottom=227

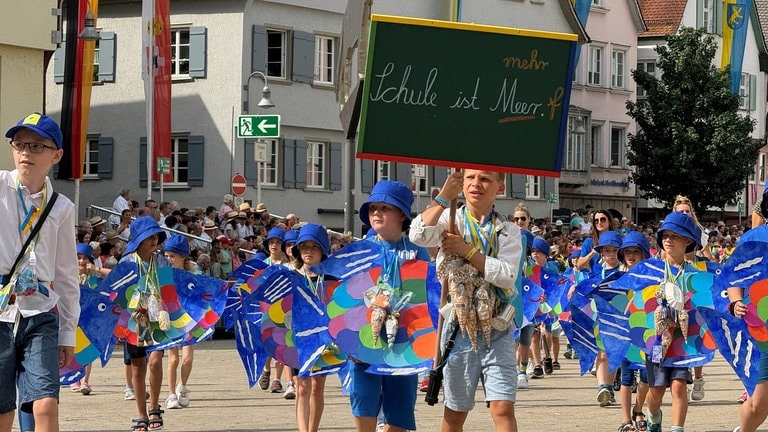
left=570, top=105, right=586, bottom=135
left=77, top=1, right=100, bottom=41
left=244, top=71, right=275, bottom=111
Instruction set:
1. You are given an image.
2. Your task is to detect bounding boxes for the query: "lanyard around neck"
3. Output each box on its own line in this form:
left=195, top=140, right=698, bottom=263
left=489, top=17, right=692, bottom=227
left=463, top=207, right=497, bottom=257
left=663, top=259, right=684, bottom=287
left=17, top=181, right=47, bottom=236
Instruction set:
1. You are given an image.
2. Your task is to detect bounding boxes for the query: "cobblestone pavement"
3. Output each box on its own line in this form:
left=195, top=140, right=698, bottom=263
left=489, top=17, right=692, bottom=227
left=46, top=336, right=748, bottom=431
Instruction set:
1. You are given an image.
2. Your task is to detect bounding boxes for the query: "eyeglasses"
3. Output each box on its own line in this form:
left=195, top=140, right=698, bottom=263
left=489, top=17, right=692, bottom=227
left=514, top=217, right=527, bottom=222
left=9, top=140, right=57, bottom=153
left=594, top=217, right=608, bottom=223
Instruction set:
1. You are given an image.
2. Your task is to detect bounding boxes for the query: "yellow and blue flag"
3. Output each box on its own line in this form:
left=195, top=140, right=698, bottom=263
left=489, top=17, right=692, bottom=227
left=722, top=0, right=751, bottom=93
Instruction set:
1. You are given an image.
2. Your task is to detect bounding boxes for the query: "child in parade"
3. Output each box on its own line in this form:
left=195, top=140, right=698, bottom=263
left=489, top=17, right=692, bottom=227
left=351, top=180, right=431, bottom=432
left=0, top=113, right=79, bottom=432
left=529, top=236, right=559, bottom=376
left=163, top=235, right=198, bottom=410
left=410, top=169, right=523, bottom=432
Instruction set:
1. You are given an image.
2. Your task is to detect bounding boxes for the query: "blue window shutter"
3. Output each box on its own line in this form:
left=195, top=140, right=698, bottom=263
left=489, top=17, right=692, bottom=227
left=394, top=163, right=411, bottom=183
left=750, top=74, right=757, bottom=111
left=244, top=139, right=258, bottom=186
left=283, top=139, right=296, bottom=189
left=188, top=135, right=204, bottom=186
left=361, top=159, right=374, bottom=193
left=98, top=32, right=116, bottom=82
left=139, top=137, right=147, bottom=188
left=510, top=174, right=526, bottom=199
left=97, top=136, right=114, bottom=179
left=329, top=141, right=342, bottom=190
left=292, top=31, right=315, bottom=84
left=189, top=26, right=207, bottom=78
left=295, top=140, right=308, bottom=189
left=251, top=25, right=267, bottom=73
left=432, top=166, right=448, bottom=190
left=54, top=43, right=65, bottom=84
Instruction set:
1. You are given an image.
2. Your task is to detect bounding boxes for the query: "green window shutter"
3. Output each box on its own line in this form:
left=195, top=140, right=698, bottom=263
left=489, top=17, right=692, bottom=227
left=329, top=141, right=342, bottom=190
left=139, top=137, right=147, bottom=188
left=283, top=139, right=296, bottom=189
left=188, top=135, right=204, bottom=186
left=715, top=0, right=723, bottom=35
left=244, top=139, right=258, bottom=186
left=295, top=140, right=308, bottom=189
left=98, top=32, right=116, bottom=82
left=696, top=0, right=704, bottom=29
left=511, top=174, right=526, bottom=199
left=54, top=43, right=65, bottom=84
left=750, top=74, right=757, bottom=110
left=97, top=136, right=114, bottom=179
left=360, top=159, right=374, bottom=193
left=251, top=25, right=267, bottom=74
left=291, top=30, right=315, bottom=84
left=189, top=26, right=207, bottom=78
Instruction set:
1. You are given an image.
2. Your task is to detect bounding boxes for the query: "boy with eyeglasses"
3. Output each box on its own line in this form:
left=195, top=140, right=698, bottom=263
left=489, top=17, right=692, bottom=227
left=0, top=113, right=80, bottom=432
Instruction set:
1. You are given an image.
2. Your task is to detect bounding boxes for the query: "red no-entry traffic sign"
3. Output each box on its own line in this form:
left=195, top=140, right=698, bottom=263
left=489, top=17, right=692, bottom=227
left=232, top=173, right=247, bottom=196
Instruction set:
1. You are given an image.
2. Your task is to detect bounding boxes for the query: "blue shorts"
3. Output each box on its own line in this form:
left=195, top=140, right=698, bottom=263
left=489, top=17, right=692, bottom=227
left=645, top=358, right=691, bottom=388
left=442, top=321, right=517, bottom=412
left=620, top=359, right=648, bottom=386
left=0, top=311, right=60, bottom=414
left=516, top=324, right=536, bottom=346
left=758, top=354, right=768, bottom=382
left=349, top=363, right=417, bottom=430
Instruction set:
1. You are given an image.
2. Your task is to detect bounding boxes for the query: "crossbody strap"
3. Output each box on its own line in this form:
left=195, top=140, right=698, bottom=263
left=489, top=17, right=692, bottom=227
left=3, top=192, right=59, bottom=285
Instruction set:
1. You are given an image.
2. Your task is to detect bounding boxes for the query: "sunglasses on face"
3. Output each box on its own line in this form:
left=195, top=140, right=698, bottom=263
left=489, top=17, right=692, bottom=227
left=594, top=217, right=608, bottom=223
left=514, top=217, right=527, bottom=222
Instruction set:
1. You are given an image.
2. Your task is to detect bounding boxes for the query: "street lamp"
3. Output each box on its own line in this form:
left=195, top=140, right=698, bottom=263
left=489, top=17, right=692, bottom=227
left=570, top=105, right=586, bottom=135
left=77, top=1, right=100, bottom=41
left=243, top=71, right=275, bottom=206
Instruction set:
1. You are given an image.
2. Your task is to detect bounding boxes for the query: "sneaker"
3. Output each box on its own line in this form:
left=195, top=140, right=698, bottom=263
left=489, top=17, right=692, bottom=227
left=283, top=381, right=296, bottom=400
left=552, top=360, right=561, bottom=370
left=543, top=358, right=553, bottom=375
left=517, top=373, right=529, bottom=389
left=79, top=383, right=92, bottom=396
left=177, top=385, right=190, bottom=408
left=597, top=387, right=612, bottom=407
left=419, top=378, right=430, bottom=392
left=258, top=369, right=271, bottom=391
left=563, top=348, right=573, bottom=359
left=532, top=365, right=544, bottom=378
left=166, top=394, right=181, bottom=410
left=270, top=379, right=283, bottom=393
left=124, top=387, right=136, bottom=401
left=691, top=377, right=705, bottom=401
left=738, top=391, right=749, bottom=403
left=647, top=410, right=662, bottom=432
left=572, top=351, right=579, bottom=359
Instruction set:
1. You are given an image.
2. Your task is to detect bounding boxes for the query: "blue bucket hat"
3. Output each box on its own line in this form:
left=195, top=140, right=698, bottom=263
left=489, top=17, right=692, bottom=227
left=5, top=113, right=64, bottom=149
left=657, top=211, right=700, bottom=253
left=281, top=229, right=299, bottom=253
left=359, top=180, right=414, bottom=228
left=291, top=223, right=330, bottom=258
left=163, top=234, right=190, bottom=258
left=266, top=227, right=285, bottom=243
left=124, top=216, right=167, bottom=256
left=595, top=231, right=623, bottom=253
left=520, top=229, right=535, bottom=252
left=621, top=231, right=650, bottom=259
left=531, top=236, right=550, bottom=254
left=76, top=243, right=94, bottom=263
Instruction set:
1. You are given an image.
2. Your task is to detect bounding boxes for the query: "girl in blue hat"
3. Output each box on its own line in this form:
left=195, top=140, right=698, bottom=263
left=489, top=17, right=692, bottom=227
left=351, top=180, right=431, bottom=432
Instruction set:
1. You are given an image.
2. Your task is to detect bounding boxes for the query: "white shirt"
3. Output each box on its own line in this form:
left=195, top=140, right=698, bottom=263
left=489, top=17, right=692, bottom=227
left=409, top=208, right=522, bottom=298
left=0, top=171, right=80, bottom=347
left=110, top=195, right=130, bottom=228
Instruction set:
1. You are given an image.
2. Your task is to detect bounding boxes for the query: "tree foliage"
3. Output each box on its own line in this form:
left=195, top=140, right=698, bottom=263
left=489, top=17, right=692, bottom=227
left=626, top=27, right=760, bottom=214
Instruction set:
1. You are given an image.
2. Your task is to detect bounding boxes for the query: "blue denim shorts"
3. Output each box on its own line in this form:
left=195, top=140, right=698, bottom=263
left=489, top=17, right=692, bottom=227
left=0, top=311, right=60, bottom=414
left=442, top=321, right=518, bottom=411
left=645, top=358, right=691, bottom=388
left=349, top=363, right=417, bottom=430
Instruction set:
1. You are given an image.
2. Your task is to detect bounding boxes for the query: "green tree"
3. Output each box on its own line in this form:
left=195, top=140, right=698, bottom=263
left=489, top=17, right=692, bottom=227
left=626, top=27, right=760, bottom=214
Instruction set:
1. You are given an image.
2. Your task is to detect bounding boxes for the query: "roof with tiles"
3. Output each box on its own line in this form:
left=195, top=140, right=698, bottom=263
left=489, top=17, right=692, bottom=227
left=638, top=0, right=687, bottom=36
left=756, top=0, right=768, bottom=46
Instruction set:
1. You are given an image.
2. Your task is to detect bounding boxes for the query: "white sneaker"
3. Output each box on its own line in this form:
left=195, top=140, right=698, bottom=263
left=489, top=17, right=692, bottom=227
left=517, top=373, right=529, bottom=389
left=124, top=387, right=136, bottom=401
left=283, top=381, right=296, bottom=400
left=166, top=393, right=181, bottom=409
left=691, top=377, right=705, bottom=401
left=176, top=385, right=190, bottom=407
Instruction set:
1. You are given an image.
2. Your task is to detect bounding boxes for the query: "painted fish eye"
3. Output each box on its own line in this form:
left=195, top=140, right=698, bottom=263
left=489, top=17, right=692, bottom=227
left=719, top=290, right=729, bottom=299
left=714, top=268, right=722, bottom=275
left=523, top=284, right=530, bottom=292
left=98, top=303, right=107, bottom=312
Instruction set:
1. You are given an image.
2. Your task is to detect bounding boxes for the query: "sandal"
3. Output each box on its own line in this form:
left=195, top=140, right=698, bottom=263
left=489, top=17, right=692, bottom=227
left=619, top=421, right=637, bottom=432
left=148, top=407, right=164, bottom=431
left=633, top=411, right=648, bottom=432
left=132, top=418, right=149, bottom=431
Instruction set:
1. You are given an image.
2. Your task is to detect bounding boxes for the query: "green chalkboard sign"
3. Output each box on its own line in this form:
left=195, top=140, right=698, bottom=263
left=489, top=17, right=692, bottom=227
left=357, top=15, right=578, bottom=176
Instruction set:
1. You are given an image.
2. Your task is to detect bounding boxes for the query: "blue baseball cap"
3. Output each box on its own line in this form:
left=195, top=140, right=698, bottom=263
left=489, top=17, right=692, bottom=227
left=5, top=113, right=63, bottom=149
left=531, top=236, right=550, bottom=254
left=266, top=227, right=285, bottom=243
left=162, top=234, right=190, bottom=258
left=76, top=243, right=94, bottom=263
left=359, top=180, right=414, bottom=228
left=621, top=231, right=650, bottom=259
left=291, top=223, right=330, bottom=258
left=657, top=211, right=700, bottom=253
left=124, top=216, right=167, bottom=255
left=595, top=231, right=623, bottom=252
